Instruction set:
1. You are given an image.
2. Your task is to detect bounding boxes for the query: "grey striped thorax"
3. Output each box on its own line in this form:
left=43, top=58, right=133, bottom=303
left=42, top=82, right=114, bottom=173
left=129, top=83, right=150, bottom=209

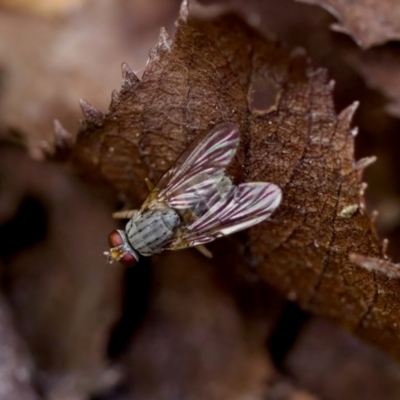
left=125, top=208, right=181, bottom=256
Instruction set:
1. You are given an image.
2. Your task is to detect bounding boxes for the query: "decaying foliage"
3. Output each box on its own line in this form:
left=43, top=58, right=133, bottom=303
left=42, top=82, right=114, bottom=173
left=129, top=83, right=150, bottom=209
left=2, top=0, right=400, bottom=399
left=298, top=0, right=400, bottom=48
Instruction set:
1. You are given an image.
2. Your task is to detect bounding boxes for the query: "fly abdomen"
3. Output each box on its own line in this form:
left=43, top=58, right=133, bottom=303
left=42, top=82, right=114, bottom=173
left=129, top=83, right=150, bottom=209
left=125, top=208, right=180, bottom=256
left=180, top=175, right=233, bottom=224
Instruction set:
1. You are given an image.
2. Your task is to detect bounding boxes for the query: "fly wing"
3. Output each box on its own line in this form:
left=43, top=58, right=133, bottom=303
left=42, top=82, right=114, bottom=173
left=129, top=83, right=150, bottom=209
left=154, top=122, right=239, bottom=209
left=166, top=182, right=282, bottom=249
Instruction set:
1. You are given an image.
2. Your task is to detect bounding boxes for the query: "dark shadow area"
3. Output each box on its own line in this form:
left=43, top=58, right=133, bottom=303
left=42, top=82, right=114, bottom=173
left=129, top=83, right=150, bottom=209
left=91, top=383, right=131, bottom=400
left=0, top=196, right=47, bottom=261
left=267, top=301, right=310, bottom=372
left=107, top=256, right=153, bottom=358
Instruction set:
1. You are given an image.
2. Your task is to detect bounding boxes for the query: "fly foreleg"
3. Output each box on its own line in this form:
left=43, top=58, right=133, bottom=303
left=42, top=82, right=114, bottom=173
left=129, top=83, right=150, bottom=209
left=112, top=210, right=139, bottom=219
left=145, top=177, right=154, bottom=192
left=195, top=245, right=213, bottom=258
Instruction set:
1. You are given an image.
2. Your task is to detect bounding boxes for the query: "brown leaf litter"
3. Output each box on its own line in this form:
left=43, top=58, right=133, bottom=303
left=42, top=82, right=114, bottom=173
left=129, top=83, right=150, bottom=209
left=3, top=0, right=400, bottom=399
left=0, top=142, right=124, bottom=398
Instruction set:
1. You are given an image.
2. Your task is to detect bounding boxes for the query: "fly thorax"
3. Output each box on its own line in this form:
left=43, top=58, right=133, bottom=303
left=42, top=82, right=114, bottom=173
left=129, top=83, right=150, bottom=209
left=125, top=208, right=180, bottom=256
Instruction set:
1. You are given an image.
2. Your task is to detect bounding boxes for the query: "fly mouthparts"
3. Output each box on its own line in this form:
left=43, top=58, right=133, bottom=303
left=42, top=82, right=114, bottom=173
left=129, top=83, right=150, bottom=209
left=104, top=243, right=139, bottom=267
left=103, top=251, right=114, bottom=264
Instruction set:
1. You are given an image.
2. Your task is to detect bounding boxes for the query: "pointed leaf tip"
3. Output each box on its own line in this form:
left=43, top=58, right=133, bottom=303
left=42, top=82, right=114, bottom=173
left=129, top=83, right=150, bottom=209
left=339, top=101, right=359, bottom=124
left=327, top=79, right=335, bottom=91
left=351, top=127, right=359, bottom=137
left=158, top=27, right=173, bottom=52
left=179, top=0, right=189, bottom=22
left=354, top=156, right=377, bottom=172
left=79, top=99, right=104, bottom=126
left=110, top=89, right=120, bottom=109
left=350, top=253, right=400, bottom=279
left=121, top=62, right=139, bottom=92
left=53, top=119, right=73, bottom=149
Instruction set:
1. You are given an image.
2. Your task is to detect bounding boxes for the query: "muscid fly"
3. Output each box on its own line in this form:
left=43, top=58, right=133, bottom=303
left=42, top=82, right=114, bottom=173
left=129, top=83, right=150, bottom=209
left=104, top=122, right=282, bottom=266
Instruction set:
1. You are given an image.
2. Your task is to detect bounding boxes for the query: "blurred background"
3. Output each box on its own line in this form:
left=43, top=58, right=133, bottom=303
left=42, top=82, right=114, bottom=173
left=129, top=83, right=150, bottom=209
left=1, top=0, right=400, bottom=399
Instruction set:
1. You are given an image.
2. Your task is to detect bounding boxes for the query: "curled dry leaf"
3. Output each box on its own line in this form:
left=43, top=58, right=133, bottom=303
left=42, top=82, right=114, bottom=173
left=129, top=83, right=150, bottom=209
left=0, top=144, right=124, bottom=398
left=346, top=48, right=400, bottom=119
left=297, top=0, right=400, bottom=48
left=67, top=2, right=400, bottom=359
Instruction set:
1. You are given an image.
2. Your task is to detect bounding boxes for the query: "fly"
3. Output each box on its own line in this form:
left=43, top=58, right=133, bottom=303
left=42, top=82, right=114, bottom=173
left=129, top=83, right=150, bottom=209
left=104, top=122, right=282, bottom=266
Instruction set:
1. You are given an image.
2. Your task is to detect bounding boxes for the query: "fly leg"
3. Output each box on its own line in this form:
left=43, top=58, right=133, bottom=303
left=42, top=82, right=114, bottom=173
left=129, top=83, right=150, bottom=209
left=195, top=245, right=213, bottom=258
left=112, top=177, right=153, bottom=220
left=112, top=210, right=139, bottom=219
left=113, top=178, right=154, bottom=219
left=145, top=177, right=154, bottom=191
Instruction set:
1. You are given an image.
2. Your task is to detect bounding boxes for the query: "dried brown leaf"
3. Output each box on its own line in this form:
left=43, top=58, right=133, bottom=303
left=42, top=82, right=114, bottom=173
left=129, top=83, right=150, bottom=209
left=298, top=0, right=400, bottom=48
left=69, top=3, right=400, bottom=360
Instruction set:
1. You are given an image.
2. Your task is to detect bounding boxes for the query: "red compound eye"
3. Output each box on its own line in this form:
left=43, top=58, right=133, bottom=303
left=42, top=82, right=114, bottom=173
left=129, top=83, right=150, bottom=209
left=107, top=230, right=138, bottom=267
left=108, top=230, right=123, bottom=247
left=119, top=252, right=137, bottom=267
